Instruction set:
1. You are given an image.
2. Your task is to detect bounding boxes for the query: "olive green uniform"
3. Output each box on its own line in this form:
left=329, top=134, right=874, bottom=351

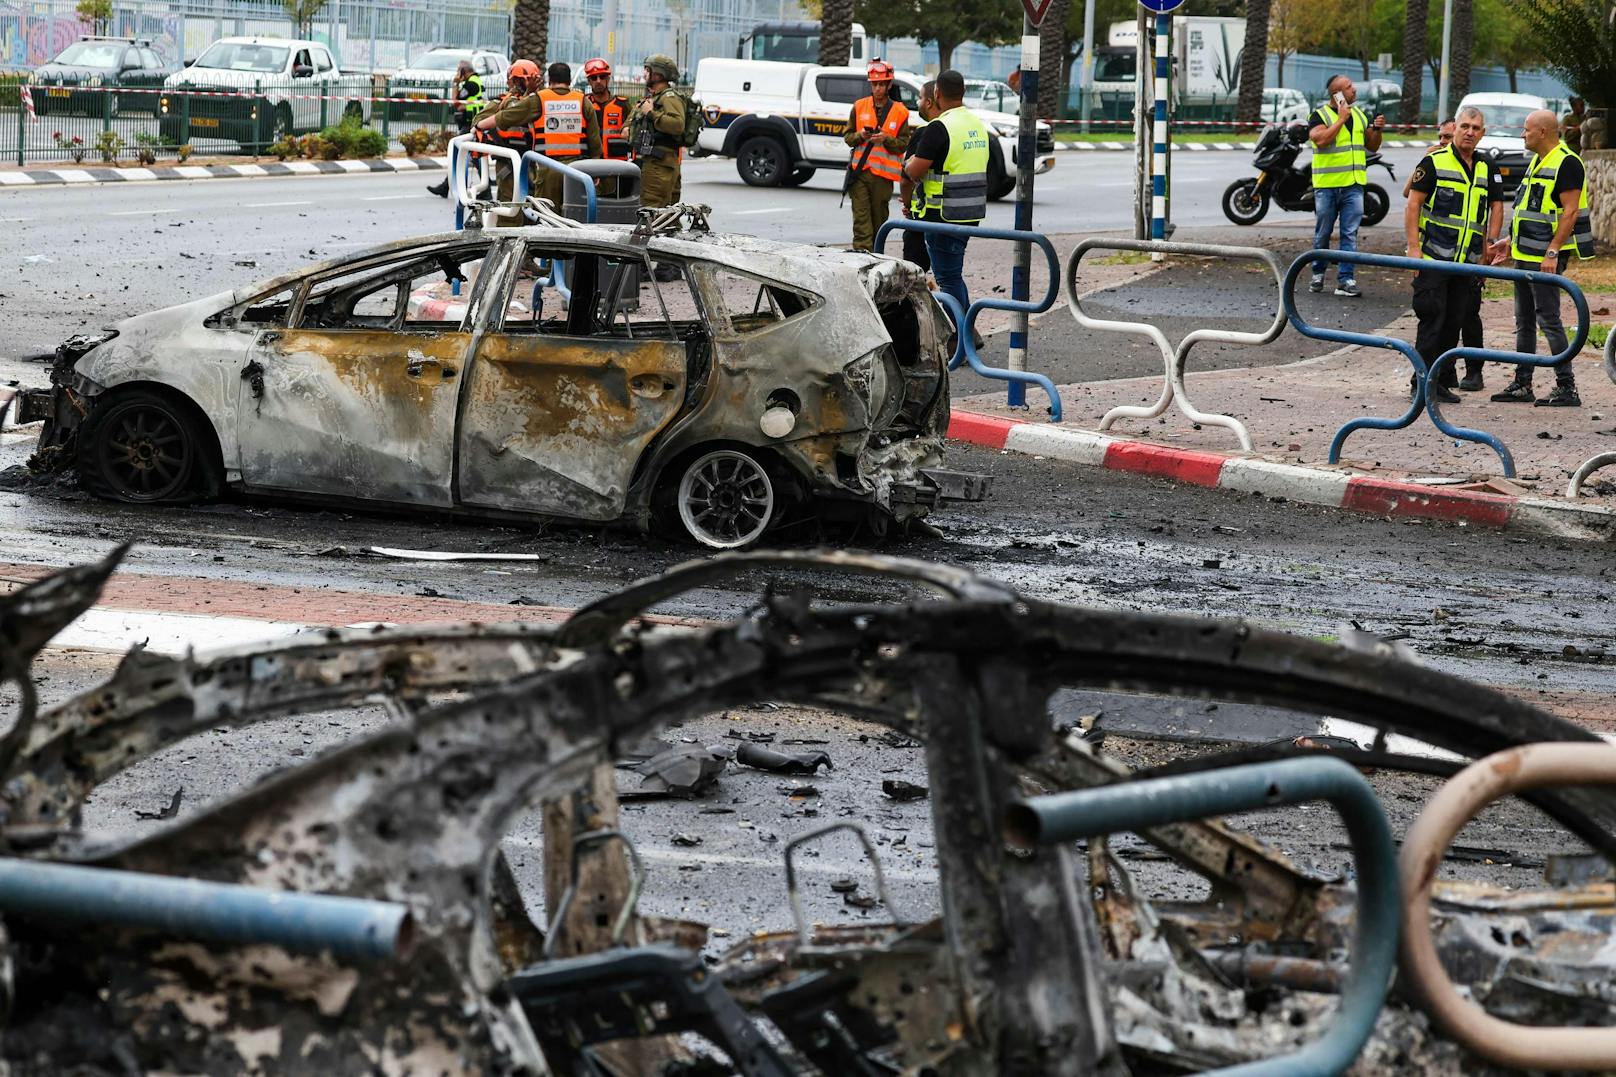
left=842, top=102, right=910, bottom=251
left=532, top=94, right=602, bottom=212
left=630, top=88, right=687, bottom=208
left=472, top=91, right=542, bottom=213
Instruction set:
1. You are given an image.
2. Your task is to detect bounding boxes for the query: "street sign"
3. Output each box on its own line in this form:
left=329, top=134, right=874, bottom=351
left=1020, top=0, right=1055, bottom=26
left=1138, top=0, right=1186, bottom=11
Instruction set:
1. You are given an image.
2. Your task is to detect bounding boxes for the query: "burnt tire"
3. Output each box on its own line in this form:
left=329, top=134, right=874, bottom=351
left=1363, top=183, right=1389, bottom=227
left=737, top=136, right=789, bottom=187
left=76, top=389, right=214, bottom=504
left=1221, top=179, right=1269, bottom=225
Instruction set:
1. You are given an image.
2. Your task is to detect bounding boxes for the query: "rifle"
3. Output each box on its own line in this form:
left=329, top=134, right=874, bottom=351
left=840, top=137, right=877, bottom=208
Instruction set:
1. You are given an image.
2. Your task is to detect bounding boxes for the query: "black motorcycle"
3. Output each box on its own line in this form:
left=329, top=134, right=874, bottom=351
left=1221, top=122, right=1394, bottom=228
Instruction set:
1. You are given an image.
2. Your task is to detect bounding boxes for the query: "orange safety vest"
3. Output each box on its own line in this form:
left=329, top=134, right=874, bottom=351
left=852, top=96, right=909, bottom=182
left=593, top=94, right=630, bottom=160
left=479, top=91, right=535, bottom=151
left=532, top=87, right=587, bottom=158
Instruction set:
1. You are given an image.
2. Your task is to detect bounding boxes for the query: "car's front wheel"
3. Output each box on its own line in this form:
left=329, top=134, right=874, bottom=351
left=76, top=389, right=212, bottom=503
left=674, top=448, right=776, bottom=549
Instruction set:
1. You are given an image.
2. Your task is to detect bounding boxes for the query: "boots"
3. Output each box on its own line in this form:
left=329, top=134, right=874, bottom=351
left=426, top=179, right=449, bottom=198
left=1536, top=383, right=1582, bottom=407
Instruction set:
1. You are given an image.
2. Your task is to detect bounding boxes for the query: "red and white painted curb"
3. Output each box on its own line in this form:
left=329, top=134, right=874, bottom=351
left=948, top=410, right=1616, bottom=541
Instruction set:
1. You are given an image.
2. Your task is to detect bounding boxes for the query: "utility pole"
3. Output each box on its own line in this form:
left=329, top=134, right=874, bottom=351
left=1436, top=0, right=1454, bottom=124
left=1080, top=0, right=1096, bottom=133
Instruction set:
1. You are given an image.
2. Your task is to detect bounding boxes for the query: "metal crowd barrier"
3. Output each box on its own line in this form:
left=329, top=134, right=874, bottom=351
left=521, top=150, right=599, bottom=224
left=1567, top=327, right=1616, bottom=497
left=0, top=857, right=413, bottom=963
left=1005, top=756, right=1398, bottom=1077
left=1400, top=744, right=1616, bottom=1070
left=874, top=219, right=1063, bottom=420
left=1067, top=238, right=1288, bottom=452
left=448, top=135, right=527, bottom=231
left=1282, top=250, right=1590, bottom=477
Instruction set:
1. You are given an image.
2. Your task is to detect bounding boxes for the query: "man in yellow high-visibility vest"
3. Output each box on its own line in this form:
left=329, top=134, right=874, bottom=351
left=1306, top=74, right=1385, bottom=298
left=901, top=69, right=988, bottom=321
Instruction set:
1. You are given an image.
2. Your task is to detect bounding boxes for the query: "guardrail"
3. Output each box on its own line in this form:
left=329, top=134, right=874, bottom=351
left=1004, top=756, right=1398, bottom=1077
left=1400, top=744, right=1616, bottom=1070
left=1067, top=238, right=1288, bottom=452
left=1282, top=250, right=1590, bottom=477
left=448, top=134, right=526, bottom=231
left=0, top=857, right=413, bottom=963
left=1567, top=327, right=1616, bottom=497
left=874, top=219, right=1062, bottom=420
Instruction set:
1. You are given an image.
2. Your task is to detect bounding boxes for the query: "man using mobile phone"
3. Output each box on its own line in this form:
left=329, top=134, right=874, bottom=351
left=1307, top=74, right=1385, bottom=298
left=842, top=59, right=910, bottom=251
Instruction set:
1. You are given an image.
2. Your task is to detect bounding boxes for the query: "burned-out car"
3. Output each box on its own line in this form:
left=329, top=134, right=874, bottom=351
left=23, top=214, right=983, bottom=547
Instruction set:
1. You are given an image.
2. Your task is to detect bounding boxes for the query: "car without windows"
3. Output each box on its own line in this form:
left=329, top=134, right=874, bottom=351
left=20, top=219, right=985, bottom=549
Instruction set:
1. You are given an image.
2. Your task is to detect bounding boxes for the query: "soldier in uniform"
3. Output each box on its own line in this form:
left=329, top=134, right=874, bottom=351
left=629, top=54, right=687, bottom=211
left=471, top=59, right=542, bottom=213
left=529, top=62, right=601, bottom=212
left=841, top=59, right=910, bottom=251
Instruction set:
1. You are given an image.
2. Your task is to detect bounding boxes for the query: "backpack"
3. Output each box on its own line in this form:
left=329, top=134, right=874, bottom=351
left=676, top=90, right=704, bottom=149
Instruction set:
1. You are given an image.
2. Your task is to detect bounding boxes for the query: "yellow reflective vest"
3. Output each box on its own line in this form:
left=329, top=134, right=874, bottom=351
left=1510, top=141, right=1595, bottom=262
left=1312, top=105, right=1367, bottom=188
left=1417, top=145, right=1491, bottom=263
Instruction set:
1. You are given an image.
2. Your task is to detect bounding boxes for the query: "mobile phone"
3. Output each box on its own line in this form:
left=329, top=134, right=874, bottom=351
left=1332, top=92, right=1347, bottom=109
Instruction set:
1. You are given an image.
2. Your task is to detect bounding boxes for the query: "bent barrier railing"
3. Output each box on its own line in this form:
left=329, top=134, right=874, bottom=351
left=1283, top=250, right=1590, bottom=477
left=521, top=150, right=599, bottom=224
left=1067, top=238, right=1288, bottom=452
left=1005, top=756, right=1398, bottom=1077
left=1567, top=328, right=1616, bottom=497
left=1400, top=743, right=1616, bottom=1070
left=874, top=219, right=1063, bottom=420
left=448, top=135, right=528, bottom=233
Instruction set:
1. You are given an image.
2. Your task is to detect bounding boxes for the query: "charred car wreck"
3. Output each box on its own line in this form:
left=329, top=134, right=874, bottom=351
left=18, top=208, right=984, bottom=548
left=3, top=549, right=1616, bottom=1074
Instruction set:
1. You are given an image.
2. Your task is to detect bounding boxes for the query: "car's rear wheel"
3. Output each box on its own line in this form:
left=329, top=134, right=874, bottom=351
left=675, top=448, right=776, bottom=549
left=737, top=136, right=789, bottom=187
left=782, top=165, right=815, bottom=186
left=77, top=389, right=209, bottom=503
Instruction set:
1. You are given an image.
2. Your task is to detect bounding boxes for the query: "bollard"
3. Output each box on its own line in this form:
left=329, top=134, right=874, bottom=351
left=1006, top=756, right=1398, bottom=1077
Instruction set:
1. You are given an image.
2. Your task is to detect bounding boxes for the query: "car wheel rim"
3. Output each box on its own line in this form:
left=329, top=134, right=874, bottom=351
left=743, top=147, right=774, bottom=181
left=677, top=450, right=774, bottom=549
left=101, top=404, right=191, bottom=501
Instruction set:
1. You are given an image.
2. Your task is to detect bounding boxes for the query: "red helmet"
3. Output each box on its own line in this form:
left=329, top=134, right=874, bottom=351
left=583, top=57, right=611, bottom=78
left=866, top=59, right=894, bottom=83
left=509, top=59, right=540, bottom=82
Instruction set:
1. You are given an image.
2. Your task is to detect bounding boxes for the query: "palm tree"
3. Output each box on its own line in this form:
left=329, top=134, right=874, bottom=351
left=1235, top=0, right=1270, bottom=125
left=1037, top=0, right=1072, bottom=119
left=512, top=0, right=550, bottom=66
left=1450, top=0, right=1474, bottom=106
left=1400, top=0, right=1427, bottom=125
left=819, top=0, right=854, bottom=67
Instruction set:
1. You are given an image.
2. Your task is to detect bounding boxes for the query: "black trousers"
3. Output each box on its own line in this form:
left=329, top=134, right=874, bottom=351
left=1412, top=270, right=1483, bottom=386
left=902, top=224, right=930, bottom=271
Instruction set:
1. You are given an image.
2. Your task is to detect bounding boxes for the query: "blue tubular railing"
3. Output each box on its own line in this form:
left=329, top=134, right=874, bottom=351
left=1282, top=250, right=1590, bottom=476
left=521, top=150, right=598, bottom=224
left=0, top=857, right=413, bottom=963
left=1004, top=756, right=1398, bottom=1077
left=874, top=219, right=1063, bottom=421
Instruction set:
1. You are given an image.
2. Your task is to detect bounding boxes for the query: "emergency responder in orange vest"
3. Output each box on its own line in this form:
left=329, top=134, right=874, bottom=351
left=841, top=59, right=911, bottom=251
left=583, top=57, right=631, bottom=161
left=530, top=62, right=602, bottom=212
left=471, top=59, right=542, bottom=216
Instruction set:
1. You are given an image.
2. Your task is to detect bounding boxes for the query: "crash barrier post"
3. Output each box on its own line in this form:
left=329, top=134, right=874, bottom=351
left=1282, top=250, right=1590, bottom=477
left=1567, top=327, right=1616, bottom=497
left=1004, top=756, right=1398, bottom=1077
left=521, top=150, right=598, bottom=225
left=1400, top=743, right=1616, bottom=1070
left=0, top=857, right=413, bottom=963
left=874, top=219, right=1063, bottom=420
left=1067, top=238, right=1289, bottom=452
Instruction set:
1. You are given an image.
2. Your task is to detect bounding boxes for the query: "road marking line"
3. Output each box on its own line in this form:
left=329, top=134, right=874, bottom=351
left=108, top=207, right=180, bottom=216
left=245, top=200, right=311, bottom=207
left=0, top=216, right=31, bottom=222
left=361, top=194, right=413, bottom=201
left=732, top=207, right=792, bottom=216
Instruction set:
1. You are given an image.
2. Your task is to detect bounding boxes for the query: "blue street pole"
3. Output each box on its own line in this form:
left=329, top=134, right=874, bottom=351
left=1007, top=18, right=1040, bottom=409
left=1152, top=11, right=1169, bottom=242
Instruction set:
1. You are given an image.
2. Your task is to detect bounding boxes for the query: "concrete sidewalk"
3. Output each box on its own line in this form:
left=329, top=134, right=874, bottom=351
left=952, top=291, right=1616, bottom=540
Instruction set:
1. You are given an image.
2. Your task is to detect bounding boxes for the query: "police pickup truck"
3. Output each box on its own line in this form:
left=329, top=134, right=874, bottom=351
left=693, top=58, right=1055, bottom=199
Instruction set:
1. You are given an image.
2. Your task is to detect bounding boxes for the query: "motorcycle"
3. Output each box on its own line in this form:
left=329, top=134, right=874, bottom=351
left=1221, top=122, right=1395, bottom=228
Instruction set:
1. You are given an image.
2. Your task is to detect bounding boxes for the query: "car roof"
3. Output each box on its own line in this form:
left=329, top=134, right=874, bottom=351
left=1459, top=92, right=1546, bottom=106
left=211, top=36, right=323, bottom=47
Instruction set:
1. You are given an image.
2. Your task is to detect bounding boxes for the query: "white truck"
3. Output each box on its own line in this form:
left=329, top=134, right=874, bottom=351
left=693, top=58, right=1055, bottom=200
left=1091, top=16, right=1245, bottom=107
left=737, top=21, right=870, bottom=65
left=160, top=36, right=372, bottom=148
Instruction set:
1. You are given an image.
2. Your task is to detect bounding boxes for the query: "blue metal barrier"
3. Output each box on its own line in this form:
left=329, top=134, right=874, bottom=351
left=1282, top=250, right=1590, bottom=476
left=1005, top=755, right=1398, bottom=1077
left=521, top=150, right=598, bottom=224
left=874, top=219, right=1062, bottom=420
left=0, top=857, right=413, bottom=963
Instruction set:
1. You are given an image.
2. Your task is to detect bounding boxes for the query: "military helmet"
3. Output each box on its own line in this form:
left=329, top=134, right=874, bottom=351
left=644, top=54, right=679, bottom=82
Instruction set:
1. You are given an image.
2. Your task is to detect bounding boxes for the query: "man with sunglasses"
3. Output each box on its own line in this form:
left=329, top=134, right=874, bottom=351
left=583, top=58, right=630, bottom=161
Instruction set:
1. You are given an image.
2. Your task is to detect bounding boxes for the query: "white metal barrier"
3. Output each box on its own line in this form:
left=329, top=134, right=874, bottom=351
left=448, top=135, right=527, bottom=227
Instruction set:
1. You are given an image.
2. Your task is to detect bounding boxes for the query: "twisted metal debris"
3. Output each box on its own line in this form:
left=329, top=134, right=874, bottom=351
left=2, top=548, right=1614, bottom=1074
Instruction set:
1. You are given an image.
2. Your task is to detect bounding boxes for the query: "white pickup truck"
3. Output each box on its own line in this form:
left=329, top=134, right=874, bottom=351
left=694, top=59, right=1055, bottom=199
left=160, top=36, right=372, bottom=148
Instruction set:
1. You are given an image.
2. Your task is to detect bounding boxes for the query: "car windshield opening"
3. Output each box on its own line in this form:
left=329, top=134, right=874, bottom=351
left=1477, top=106, right=1534, bottom=136
left=53, top=43, right=123, bottom=67
left=193, top=43, right=289, bottom=73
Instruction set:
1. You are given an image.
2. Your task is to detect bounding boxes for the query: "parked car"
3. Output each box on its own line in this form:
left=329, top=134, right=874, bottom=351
left=159, top=37, right=371, bottom=149
left=1357, top=78, right=1402, bottom=120
left=21, top=218, right=984, bottom=548
left=391, top=46, right=508, bottom=125
left=694, top=59, right=1055, bottom=200
left=28, top=37, right=173, bottom=117
left=1459, top=91, right=1548, bottom=195
left=1261, top=87, right=1308, bottom=124
left=964, top=78, right=1017, bottom=115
